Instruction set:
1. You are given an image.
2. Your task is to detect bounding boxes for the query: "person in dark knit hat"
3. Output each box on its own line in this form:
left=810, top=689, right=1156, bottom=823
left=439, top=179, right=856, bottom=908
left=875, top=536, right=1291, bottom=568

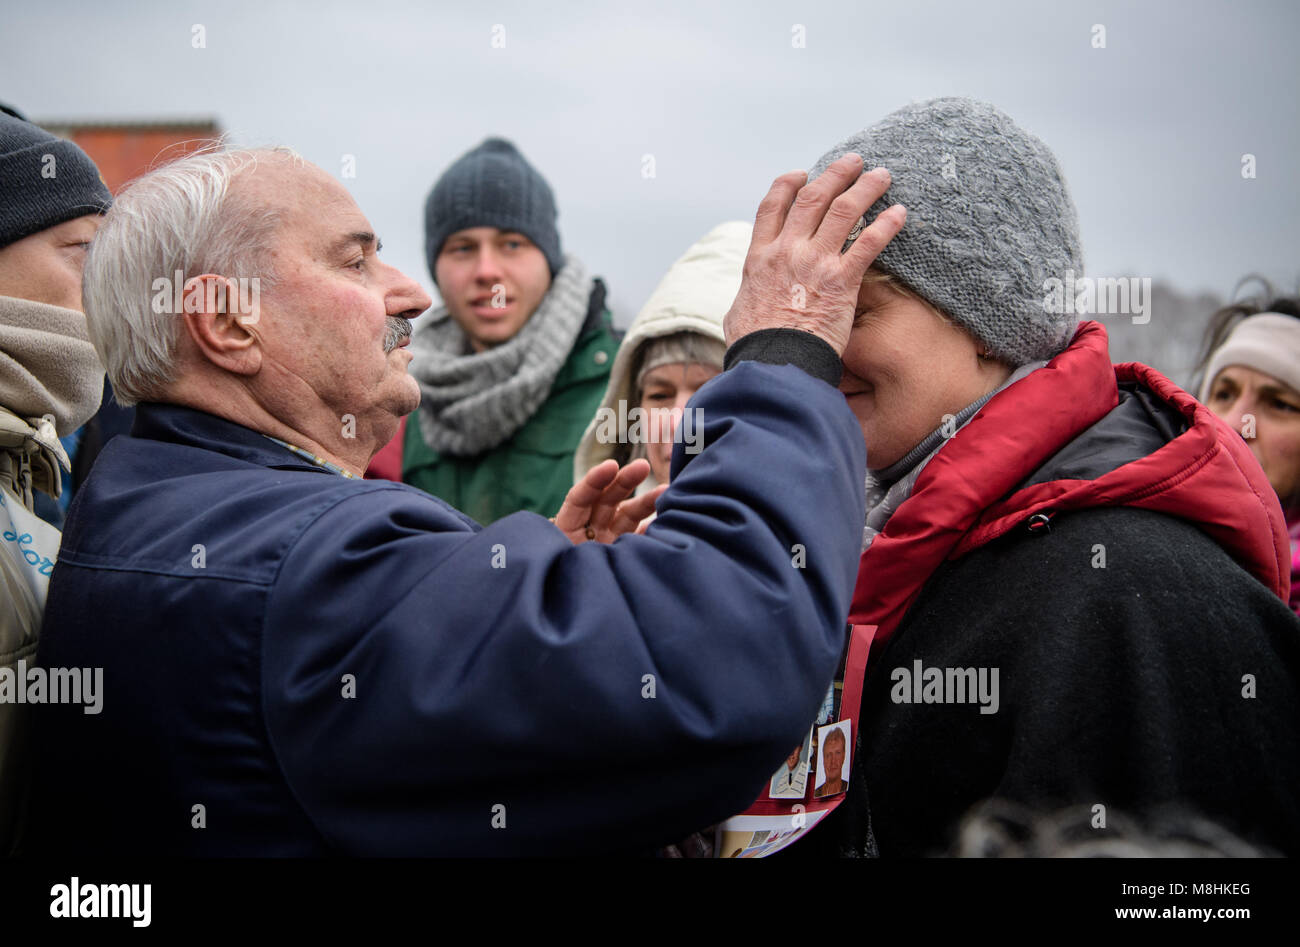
left=0, top=114, right=112, bottom=308
left=774, top=97, right=1300, bottom=858
left=0, top=112, right=110, bottom=854
left=398, top=137, right=619, bottom=524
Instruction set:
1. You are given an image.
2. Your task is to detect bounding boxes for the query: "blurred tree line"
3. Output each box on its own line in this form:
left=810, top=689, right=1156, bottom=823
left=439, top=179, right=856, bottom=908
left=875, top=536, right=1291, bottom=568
left=1103, top=281, right=1225, bottom=391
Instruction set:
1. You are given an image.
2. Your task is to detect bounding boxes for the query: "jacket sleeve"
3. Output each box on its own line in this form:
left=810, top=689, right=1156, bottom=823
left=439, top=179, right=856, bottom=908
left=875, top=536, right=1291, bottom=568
left=260, top=360, right=866, bottom=855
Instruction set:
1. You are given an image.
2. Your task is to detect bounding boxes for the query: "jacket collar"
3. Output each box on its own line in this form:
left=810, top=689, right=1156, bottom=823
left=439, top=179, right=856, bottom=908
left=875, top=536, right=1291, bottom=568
left=0, top=405, right=69, bottom=503
left=130, top=402, right=335, bottom=475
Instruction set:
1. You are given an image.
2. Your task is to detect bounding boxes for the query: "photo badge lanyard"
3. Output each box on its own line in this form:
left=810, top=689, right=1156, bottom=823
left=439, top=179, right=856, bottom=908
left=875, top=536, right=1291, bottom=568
left=714, top=623, right=876, bottom=857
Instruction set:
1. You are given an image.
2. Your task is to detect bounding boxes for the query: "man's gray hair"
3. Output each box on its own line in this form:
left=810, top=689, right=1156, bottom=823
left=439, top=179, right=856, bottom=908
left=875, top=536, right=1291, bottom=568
left=82, top=144, right=297, bottom=405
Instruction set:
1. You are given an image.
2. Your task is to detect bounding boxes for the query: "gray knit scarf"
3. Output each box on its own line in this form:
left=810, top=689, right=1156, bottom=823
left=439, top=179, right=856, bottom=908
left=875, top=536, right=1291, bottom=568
left=862, top=360, right=1048, bottom=551
left=410, top=255, right=591, bottom=457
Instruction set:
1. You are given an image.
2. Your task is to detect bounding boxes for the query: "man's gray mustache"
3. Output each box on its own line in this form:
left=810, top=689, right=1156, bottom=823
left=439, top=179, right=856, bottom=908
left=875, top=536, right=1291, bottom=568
left=383, top=317, right=413, bottom=353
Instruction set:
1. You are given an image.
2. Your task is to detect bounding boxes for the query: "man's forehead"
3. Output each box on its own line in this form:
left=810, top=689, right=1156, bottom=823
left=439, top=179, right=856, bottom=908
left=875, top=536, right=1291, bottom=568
left=234, top=154, right=326, bottom=198
left=237, top=158, right=372, bottom=248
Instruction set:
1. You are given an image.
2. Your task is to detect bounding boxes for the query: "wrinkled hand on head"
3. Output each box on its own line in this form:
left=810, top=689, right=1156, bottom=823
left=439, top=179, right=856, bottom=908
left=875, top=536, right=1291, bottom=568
left=552, top=458, right=667, bottom=545
left=724, top=154, right=907, bottom=356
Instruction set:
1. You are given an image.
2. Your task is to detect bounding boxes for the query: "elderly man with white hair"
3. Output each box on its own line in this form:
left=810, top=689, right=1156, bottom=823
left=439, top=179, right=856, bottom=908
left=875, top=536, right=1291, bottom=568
left=27, top=144, right=904, bottom=855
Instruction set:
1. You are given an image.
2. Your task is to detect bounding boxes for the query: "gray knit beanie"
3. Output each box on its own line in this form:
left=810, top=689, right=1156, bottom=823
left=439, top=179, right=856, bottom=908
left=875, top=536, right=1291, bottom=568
left=810, top=97, right=1083, bottom=367
left=0, top=113, right=112, bottom=250
left=423, top=137, right=563, bottom=284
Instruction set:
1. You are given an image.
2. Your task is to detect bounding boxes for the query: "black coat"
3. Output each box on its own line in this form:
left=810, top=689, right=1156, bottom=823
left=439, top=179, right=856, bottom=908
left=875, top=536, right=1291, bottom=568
left=802, top=506, right=1300, bottom=857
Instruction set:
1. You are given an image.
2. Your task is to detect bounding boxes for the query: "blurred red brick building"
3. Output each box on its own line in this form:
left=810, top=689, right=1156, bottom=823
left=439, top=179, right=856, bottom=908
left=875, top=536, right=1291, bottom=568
left=35, top=118, right=222, bottom=195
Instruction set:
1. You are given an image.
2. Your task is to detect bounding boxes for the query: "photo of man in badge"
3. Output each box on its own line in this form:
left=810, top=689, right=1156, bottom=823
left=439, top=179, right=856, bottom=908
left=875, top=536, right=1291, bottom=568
left=813, top=722, right=851, bottom=798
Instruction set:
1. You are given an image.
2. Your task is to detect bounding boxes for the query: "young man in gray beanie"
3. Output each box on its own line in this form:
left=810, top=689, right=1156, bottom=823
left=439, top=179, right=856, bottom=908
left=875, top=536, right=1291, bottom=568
left=772, top=97, right=1300, bottom=859
left=401, top=137, right=619, bottom=524
left=0, top=112, right=110, bottom=854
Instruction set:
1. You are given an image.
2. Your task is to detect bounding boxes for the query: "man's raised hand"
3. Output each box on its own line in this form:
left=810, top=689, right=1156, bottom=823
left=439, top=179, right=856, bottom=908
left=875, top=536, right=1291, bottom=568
left=723, top=153, right=906, bottom=356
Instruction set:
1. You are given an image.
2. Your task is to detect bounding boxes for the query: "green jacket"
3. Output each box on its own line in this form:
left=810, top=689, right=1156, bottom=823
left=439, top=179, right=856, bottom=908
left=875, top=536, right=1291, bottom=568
left=402, top=283, right=619, bottom=525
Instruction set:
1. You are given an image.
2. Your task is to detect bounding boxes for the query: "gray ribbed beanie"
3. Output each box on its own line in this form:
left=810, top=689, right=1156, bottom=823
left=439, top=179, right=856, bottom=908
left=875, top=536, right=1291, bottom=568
left=0, top=114, right=112, bottom=250
left=810, top=97, right=1083, bottom=367
left=424, top=137, right=563, bottom=283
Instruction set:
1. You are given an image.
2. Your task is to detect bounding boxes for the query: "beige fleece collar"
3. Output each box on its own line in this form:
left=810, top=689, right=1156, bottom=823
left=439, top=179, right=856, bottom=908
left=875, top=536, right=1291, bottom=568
left=0, top=294, right=104, bottom=436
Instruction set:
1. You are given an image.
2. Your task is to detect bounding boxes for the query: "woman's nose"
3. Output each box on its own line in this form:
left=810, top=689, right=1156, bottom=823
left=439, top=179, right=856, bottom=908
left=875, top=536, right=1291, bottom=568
left=1219, top=395, right=1252, bottom=434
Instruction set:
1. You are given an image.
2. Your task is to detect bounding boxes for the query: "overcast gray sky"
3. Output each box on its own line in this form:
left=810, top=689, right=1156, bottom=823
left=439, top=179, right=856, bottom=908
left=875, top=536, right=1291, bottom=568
left=3, top=0, right=1296, bottom=326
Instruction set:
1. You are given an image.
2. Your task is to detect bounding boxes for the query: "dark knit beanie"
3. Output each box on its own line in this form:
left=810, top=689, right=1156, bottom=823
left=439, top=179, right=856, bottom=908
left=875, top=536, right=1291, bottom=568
left=423, top=137, right=563, bottom=283
left=0, top=114, right=112, bottom=250
left=810, top=97, right=1084, bottom=367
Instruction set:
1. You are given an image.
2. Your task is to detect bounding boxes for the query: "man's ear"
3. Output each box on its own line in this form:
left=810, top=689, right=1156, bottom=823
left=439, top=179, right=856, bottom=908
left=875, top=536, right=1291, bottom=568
left=179, top=274, right=262, bottom=377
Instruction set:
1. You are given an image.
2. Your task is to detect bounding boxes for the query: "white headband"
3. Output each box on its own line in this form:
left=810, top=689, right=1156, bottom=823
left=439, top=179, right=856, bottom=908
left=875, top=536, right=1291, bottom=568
left=1199, top=312, right=1300, bottom=403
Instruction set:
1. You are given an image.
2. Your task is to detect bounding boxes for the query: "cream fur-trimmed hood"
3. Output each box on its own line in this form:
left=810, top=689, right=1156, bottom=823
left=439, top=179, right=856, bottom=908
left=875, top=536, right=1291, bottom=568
left=573, top=221, right=751, bottom=483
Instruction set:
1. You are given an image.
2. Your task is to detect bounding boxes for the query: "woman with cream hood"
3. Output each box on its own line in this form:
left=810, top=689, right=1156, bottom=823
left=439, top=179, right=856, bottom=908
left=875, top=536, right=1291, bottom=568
left=574, top=221, right=749, bottom=492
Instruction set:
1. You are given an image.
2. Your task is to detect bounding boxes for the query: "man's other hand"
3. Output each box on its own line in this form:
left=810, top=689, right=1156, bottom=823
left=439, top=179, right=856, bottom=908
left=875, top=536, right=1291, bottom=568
left=553, top=459, right=667, bottom=544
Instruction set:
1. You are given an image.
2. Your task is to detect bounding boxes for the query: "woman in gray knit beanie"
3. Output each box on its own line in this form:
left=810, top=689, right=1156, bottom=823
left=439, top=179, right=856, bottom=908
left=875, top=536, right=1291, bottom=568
left=792, top=98, right=1300, bottom=860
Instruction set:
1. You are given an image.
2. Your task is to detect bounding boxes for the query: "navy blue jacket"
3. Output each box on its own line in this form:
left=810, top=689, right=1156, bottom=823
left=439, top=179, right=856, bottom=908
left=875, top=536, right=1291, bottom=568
left=28, top=358, right=865, bottom=855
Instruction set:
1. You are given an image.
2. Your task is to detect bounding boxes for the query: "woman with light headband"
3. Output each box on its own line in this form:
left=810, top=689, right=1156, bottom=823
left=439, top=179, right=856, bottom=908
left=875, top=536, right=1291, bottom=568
left=1197, top=289, right=1300, bottom=615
